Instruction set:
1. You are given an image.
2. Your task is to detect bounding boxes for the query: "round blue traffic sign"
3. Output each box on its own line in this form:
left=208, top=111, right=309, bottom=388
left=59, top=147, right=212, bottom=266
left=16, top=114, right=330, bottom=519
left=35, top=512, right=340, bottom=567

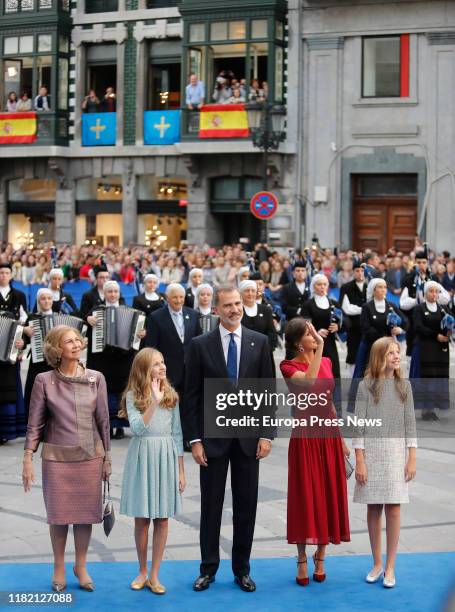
left=250, top=191, right=278, bottom=220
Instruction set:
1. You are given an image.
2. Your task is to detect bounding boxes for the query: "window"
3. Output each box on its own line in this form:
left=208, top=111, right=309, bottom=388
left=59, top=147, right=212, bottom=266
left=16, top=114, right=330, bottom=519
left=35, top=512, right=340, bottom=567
left=251, top=19, right=267, bottom=39
left=4, top=36, right=34, bottom=55
left=189, top=23, right=205, bottom=43
left=38, top=35, right=52, bottom=53
left=5, top=0, right=33, bottom=11
left=184, top=16, right=285, bottom=105
left=148, top=62, right=181, bottom=110
left=85, top=0, right=118, bottom=13
left=355, top=174, right=417, bottom=197
left=362, top=34, right=409, bottom=98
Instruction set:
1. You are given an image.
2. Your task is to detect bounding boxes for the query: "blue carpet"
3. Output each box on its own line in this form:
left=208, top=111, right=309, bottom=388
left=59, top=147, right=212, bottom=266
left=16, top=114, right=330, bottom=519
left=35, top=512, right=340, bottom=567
left=0, top=553, right=453, bottom=611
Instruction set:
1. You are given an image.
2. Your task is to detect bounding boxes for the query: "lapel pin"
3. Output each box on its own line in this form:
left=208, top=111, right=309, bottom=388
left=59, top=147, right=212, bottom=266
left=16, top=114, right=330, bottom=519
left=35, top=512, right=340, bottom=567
left=251, top=342, right=255, bottom=346
left=185, top=314, right=189, bottom=319
left=424, top=311, right=429, bottom=316
left=373, top=315, right=377, bottom=319
left=259, top=313, right=263, bottom=317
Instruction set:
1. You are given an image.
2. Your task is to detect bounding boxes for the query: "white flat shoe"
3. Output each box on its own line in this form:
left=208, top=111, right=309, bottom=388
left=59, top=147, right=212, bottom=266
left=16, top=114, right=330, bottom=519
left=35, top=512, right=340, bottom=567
left=383, top=574, right=396, bottom=588
left=366, top=567, right=384, bottom=583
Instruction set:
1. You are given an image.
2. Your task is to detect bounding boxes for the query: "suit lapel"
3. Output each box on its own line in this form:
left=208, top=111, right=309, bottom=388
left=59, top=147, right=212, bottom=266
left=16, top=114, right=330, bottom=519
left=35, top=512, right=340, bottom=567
left=164, top=307, right=183, bottom=344
left=239, top=326, right=256, bottom=378
left=183, top=308, right=192, bottom=344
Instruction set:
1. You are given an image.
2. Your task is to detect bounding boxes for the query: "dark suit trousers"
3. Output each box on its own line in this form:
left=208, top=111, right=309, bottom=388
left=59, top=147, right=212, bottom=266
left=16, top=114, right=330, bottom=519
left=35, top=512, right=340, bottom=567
left=200, top=439, right=259, bottom=578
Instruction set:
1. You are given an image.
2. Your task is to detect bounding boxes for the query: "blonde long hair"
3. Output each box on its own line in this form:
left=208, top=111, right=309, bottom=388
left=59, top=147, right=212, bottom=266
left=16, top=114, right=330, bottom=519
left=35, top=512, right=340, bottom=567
left=364, top=337, right=408, bottom=404
left=118, top=348, right=178, bottom=417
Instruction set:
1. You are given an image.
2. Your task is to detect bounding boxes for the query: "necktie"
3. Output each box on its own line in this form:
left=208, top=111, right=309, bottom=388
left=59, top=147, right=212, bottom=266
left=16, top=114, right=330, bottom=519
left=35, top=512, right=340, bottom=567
left=226, top=332, right=238, bottom=382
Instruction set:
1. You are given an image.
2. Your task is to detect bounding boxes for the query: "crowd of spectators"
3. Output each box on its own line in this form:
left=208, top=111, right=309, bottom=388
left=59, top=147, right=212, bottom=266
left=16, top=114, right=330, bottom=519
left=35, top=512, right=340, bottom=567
left=5, top=86, right=50, bottom=112
left=81, top=87, right=117, bottom=113
left=185, top=70, right=268, bottom=109
left=1, top=238, right=454, bottom=297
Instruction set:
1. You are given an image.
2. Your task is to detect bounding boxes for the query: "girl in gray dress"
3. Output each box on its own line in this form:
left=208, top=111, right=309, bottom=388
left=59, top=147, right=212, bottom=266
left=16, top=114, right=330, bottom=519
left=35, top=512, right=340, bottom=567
left=353, top=337, right=417, bottom=589
left=119, top=348, right=185, bottom=595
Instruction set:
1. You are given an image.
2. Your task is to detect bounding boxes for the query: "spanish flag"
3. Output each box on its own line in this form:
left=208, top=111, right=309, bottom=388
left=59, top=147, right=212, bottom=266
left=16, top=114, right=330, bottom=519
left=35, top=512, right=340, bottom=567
left=0, top=112, right=37, bottom=144
left=199, top=104, right=249, bottom=138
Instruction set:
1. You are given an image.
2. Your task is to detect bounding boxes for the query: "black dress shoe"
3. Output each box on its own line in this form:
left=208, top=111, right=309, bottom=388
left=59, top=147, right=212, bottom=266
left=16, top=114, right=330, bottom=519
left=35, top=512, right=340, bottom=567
left=235, top=575, right=256, bottom=592
left=114, top=428, right=125, bottom=439
left=429, top=411, right=439, bottom=421
left=193, top=575, right=215, bottom=591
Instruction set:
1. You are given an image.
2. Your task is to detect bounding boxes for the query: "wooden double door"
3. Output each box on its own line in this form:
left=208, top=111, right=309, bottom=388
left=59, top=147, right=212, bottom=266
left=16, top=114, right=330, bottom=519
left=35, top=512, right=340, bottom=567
left=352, top=175, right=417, bottom=253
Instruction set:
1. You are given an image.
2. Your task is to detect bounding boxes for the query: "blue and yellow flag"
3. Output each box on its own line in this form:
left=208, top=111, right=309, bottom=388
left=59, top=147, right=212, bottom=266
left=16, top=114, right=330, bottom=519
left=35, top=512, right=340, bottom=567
left=82, top=113, right=116, bottom=146
left=144, top=110, right=181, bottom=145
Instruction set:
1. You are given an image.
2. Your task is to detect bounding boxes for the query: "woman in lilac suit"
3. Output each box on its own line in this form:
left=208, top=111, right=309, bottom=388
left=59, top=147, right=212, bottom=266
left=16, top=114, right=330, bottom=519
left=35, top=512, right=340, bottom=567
left=22, top=325, right=111, bottom=593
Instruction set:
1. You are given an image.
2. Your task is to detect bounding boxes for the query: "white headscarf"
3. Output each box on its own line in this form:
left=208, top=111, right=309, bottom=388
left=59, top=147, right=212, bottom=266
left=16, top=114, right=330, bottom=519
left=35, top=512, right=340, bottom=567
left=423, top=280, right=441, bottom=297
left=310, top=273, right=328, bottom=297
left=189, top=268, right=203, bottom=282
left=194, top=283, right=213, bottom=311
left=239, top=280, right=257, bottom=294
left=49, top=268, right=64, bottom=279
left=367, top=278, right=386, bottom=302
left=237, top=266, right=250, bottom=285
left=144, top=273, right=159, bottom=283
left=36, top=288, right=53, bottom=314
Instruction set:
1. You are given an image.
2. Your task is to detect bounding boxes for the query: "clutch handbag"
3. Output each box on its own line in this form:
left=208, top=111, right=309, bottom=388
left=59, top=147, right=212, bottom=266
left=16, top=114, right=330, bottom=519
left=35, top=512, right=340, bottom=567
left=344, top=455, right=354, bottom=480
left=103, top=480, right=115, bottom=537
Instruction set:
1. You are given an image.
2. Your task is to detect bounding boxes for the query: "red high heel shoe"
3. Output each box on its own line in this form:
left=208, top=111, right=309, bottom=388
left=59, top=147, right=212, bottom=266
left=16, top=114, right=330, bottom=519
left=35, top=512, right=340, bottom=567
left=296, top=557, right=309, bottom=586
left=312, top=554, right=326, bottom=582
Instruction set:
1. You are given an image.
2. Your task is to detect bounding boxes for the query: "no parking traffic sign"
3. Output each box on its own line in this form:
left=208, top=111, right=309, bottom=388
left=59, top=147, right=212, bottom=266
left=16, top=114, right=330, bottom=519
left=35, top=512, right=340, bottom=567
left=250, top=191, right=278, bottom=220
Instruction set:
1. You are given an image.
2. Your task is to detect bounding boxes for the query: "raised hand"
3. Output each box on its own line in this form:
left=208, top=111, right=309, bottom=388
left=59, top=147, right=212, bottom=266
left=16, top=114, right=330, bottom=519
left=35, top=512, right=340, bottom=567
left=151, top=378, right=164, bottom=405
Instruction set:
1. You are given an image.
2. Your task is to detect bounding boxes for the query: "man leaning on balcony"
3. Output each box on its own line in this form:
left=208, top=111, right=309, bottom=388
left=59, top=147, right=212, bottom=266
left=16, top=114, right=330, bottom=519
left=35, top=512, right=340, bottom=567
left=185, top=73, right=205, bottom=110
left=34, top=86, right=51, bottom=111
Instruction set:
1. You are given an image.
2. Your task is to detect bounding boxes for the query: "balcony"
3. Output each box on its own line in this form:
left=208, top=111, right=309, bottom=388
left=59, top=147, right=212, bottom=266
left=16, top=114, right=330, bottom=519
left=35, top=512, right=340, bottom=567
left=0, top=111, right=69, bottom=148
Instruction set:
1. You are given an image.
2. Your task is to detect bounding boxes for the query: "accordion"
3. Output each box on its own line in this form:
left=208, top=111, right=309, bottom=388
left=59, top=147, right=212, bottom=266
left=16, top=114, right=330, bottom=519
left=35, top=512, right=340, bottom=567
left=30, top=314, right=87, bottom=363
left=0, top=316, right=24, bottom=364
left=91, top=306, right=146, bottom=353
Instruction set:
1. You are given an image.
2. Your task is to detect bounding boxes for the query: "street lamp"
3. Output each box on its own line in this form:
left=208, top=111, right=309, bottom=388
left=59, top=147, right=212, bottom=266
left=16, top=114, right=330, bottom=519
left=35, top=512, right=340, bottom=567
left=246, top=102, right=286, bottom=241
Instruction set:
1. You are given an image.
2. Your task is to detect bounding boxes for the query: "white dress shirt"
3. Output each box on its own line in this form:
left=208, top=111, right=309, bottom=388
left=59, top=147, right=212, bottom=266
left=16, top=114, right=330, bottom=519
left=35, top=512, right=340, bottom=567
left=169, top=306, right=184, bottom=342
left=190, top=322, right=270, bottom=444
left=219, top=323, right=241, bottom=374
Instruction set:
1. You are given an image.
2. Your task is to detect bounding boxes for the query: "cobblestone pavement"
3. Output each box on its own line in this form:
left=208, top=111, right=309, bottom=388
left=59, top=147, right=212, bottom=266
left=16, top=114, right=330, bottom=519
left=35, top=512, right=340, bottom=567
left=1, top=345, right=454, bottom=564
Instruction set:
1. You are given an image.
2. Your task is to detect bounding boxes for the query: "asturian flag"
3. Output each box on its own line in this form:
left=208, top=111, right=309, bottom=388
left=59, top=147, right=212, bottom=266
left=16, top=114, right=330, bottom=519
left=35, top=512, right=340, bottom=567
left=144, top=110, right=181, bottom=145
left=0, top=112, right=37, bottom=144
left=199, top=104, right=249, bottom=138
left=82, top=112, right=116, bottom=146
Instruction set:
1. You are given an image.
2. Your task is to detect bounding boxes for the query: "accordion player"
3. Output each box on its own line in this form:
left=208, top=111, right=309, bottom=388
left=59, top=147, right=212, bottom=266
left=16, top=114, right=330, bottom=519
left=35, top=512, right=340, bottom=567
left=30, top=314, right=87, bottom=364
left=0, top=315, right=24, bottom=364
left=91, top=305, right=146, bottom=353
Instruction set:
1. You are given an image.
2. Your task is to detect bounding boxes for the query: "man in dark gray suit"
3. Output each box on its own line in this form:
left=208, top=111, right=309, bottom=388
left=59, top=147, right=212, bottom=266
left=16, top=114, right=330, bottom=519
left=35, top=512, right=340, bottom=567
left=183, top=285, right=274, bottom=593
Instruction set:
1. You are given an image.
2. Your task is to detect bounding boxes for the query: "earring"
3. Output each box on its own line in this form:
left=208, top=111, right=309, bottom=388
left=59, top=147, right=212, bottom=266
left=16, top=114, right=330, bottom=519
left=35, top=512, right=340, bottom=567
left=298, top=345, right=305, bottom=353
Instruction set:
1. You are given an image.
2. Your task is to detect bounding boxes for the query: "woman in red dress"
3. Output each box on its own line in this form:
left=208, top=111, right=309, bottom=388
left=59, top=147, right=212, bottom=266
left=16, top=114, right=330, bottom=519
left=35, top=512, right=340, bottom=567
left=280, top=318, right=350, bottom=586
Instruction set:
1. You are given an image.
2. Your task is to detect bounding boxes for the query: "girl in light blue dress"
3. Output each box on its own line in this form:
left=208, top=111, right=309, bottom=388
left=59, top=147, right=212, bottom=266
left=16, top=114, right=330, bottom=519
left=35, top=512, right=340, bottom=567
left=119, top=347, right=185, bottom=595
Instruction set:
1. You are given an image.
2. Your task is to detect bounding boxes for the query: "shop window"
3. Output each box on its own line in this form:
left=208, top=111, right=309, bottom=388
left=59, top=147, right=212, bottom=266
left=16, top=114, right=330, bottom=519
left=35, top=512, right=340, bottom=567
left=9, top=178, right=56, bottom=201
left=362, top=35, right=409, bottom=98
